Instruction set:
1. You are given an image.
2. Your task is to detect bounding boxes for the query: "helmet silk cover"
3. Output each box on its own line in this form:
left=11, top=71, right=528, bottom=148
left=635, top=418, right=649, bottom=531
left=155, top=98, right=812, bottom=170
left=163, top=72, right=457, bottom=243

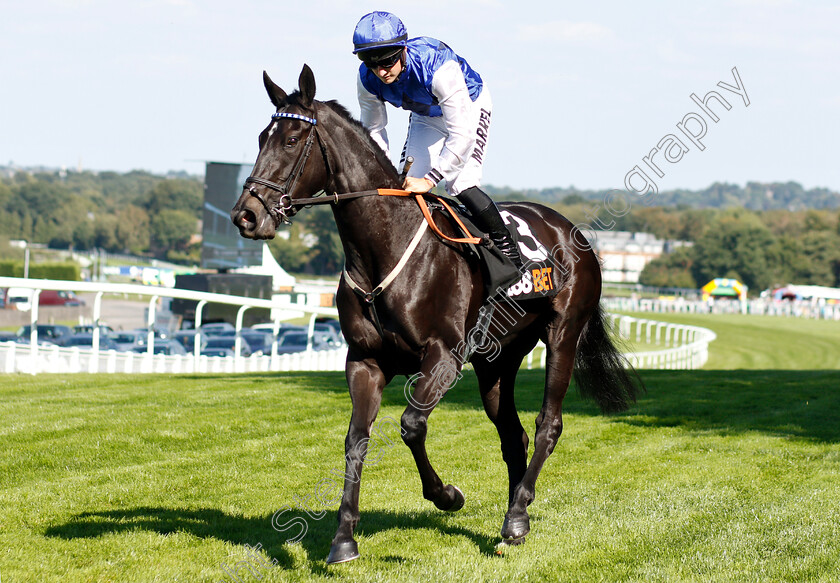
left=353, top=11, right=408, bottom=53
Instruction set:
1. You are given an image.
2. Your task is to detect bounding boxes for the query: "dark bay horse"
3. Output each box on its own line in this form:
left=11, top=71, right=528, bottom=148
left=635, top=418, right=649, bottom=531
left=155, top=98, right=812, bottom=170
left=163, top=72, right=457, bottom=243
left=231, top=65, right=641, bottom=564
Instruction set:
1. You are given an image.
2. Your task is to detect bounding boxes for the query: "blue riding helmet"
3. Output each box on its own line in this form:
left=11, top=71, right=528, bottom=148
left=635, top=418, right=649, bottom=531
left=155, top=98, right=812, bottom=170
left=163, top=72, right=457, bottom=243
left=352, top=11, right=408, bottom=54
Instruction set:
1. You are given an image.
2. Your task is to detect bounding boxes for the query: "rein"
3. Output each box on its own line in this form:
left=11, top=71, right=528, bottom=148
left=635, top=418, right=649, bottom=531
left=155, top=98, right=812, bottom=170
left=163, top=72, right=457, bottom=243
left=295, top=188, right=482, bottom=246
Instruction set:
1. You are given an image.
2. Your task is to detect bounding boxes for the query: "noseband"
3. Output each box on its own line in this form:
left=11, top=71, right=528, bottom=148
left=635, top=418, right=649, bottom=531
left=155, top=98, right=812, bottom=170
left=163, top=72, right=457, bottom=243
left=244, top=111, right=323, bottom=225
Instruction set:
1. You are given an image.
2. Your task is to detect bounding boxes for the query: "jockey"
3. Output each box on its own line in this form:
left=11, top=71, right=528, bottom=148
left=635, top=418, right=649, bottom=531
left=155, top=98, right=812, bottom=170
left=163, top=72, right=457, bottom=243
left=353, top=11, right=523, bottom=269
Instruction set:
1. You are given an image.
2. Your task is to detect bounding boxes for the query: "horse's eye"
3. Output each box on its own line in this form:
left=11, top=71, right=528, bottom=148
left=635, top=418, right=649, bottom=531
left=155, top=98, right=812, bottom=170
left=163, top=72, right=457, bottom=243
left=286, top=137, right=299, bottom=148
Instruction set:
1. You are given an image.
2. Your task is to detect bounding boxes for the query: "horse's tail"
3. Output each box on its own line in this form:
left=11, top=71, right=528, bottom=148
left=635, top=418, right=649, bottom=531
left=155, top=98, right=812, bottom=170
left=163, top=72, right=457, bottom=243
left=573, top=304, right=644, bottom=414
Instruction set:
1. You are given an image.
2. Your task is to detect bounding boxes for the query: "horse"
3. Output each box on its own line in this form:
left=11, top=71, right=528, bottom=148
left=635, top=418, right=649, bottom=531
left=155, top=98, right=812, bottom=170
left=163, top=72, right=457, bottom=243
left=231, top=64, right=642, bottom=564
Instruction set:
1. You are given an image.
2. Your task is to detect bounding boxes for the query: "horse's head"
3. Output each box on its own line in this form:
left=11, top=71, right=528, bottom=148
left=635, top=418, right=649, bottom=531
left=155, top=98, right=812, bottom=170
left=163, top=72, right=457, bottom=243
left=231, top=65, right=330, bottom=239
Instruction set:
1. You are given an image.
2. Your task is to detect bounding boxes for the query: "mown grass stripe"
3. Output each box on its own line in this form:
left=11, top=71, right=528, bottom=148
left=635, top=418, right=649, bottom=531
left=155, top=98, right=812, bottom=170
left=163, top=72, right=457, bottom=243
left=0, top=314, right=838, bottom=582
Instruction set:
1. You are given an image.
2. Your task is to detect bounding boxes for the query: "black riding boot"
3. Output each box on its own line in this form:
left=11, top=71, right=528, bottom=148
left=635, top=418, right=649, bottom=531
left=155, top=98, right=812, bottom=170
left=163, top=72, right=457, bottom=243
left=457, top=186, right=523, bottom=269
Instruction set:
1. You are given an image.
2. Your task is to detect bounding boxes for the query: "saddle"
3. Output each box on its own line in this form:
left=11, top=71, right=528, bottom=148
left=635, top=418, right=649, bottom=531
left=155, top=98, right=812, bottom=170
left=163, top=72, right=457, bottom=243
left=428, top=196, right=561, bottom=302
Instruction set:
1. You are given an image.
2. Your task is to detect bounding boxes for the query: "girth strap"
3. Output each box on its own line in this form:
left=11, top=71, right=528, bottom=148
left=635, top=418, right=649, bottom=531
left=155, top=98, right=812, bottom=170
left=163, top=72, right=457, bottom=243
left=343, top=218, right=429, bottom=337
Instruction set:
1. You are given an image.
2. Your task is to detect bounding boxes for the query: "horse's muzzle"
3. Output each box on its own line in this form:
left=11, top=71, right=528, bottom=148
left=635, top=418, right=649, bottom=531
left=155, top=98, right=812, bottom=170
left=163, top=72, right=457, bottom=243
left=231, top=195, right=276, bottom=240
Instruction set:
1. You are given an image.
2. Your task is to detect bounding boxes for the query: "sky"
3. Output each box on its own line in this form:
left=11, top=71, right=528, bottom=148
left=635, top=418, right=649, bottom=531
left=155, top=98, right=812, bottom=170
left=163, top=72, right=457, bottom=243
left=1, top=0, right=837, bottom=193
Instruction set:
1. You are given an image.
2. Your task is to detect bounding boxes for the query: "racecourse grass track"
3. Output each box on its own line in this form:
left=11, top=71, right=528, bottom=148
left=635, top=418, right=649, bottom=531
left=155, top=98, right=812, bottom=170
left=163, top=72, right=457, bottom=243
left=1, top=313, right=839, bottom=582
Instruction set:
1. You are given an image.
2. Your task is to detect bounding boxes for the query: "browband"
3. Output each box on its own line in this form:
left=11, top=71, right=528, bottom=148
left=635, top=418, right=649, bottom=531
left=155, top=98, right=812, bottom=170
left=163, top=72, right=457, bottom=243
left=271, top=112, right=317, bottom=125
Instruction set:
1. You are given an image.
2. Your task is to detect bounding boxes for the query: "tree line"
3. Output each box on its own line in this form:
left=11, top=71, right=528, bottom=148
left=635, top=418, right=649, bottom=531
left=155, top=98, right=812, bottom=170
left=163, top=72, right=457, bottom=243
left=0, top=168, right=343, bottom=273
left=557, top=202, right=840, bottom=293
left=0, top=169, right=202, bottom=263
left=1, top=169, right=839, bottom=292
left=485, top=181, right=840, bottom=211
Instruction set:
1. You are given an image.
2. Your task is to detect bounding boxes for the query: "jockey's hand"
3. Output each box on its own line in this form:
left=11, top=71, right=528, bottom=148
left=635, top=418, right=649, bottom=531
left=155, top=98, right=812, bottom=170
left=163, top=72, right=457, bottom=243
left=403, top=176, right=435, bottom=193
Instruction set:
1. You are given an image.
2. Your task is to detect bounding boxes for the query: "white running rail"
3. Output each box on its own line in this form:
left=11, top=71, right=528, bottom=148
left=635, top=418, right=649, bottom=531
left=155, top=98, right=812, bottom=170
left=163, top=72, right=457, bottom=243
left=1, top=278, right=716, bottom=374
left=522, top=313, right=716, bottom=371
left=0, top=276, right=346, bottom=374
left=606, top=313, right=716, bottom=370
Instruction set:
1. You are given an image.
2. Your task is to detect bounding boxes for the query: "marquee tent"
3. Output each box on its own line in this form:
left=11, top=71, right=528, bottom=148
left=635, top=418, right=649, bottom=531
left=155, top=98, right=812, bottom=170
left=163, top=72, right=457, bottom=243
left=701, top=278, right=748, bottom=300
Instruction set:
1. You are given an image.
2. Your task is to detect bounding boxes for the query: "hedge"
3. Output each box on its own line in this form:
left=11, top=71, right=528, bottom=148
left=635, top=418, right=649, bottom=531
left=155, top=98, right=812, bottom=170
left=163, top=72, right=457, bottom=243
left=0, top=261, right=81, bottom=281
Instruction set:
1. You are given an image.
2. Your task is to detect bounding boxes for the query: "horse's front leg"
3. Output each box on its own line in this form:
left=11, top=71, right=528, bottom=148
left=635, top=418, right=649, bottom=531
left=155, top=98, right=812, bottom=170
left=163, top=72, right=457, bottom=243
left=401, top=341, right=465, bottom=512
left=327, top=357, right=387, bottom=564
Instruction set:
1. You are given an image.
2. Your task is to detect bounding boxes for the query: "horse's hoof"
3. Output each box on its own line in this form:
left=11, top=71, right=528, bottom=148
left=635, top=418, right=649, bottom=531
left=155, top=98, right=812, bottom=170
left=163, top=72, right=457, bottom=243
left=494, top=535, right=527, bottom=554
left=326, top=540, right=360, bottom=564
left=447, top=485, right=465, bottom=512
left=501, top=513, right=530, bottom=540
left=436, top=484, right=465, bottom=512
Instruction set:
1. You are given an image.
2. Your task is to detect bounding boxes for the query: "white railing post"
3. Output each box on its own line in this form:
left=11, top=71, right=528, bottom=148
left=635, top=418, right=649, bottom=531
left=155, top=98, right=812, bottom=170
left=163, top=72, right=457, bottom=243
left=234, top=305, right=249, bottom=371
left=194, top=299, right=207, bottom=371
left=146, top=295, right=158, bottom=355
left=91, top=291, right=105, bottom=373
left=29, top=289, right=42, bottom=365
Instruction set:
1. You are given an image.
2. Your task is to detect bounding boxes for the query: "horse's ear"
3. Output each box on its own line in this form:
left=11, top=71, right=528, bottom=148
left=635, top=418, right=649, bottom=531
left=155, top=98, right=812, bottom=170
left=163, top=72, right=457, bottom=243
left=298, top=64, right=316, bottom=108
left=263, top=71, right=287, bottom=108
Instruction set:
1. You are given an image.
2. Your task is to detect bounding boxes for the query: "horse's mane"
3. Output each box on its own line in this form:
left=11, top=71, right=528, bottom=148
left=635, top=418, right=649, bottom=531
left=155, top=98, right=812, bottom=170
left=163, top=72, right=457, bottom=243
left=317, top=97, right=401, bottom=181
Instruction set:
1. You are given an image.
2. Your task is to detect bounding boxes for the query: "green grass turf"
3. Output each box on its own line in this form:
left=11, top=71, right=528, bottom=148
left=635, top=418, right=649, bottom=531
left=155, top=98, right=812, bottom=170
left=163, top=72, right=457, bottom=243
left=1, top=313, right=839, bottom=582
left=617, top=311, right=840, bottom=370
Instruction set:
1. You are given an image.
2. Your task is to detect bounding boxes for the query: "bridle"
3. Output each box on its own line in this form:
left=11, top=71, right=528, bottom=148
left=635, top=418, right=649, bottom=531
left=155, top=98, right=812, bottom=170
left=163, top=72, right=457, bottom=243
left=244, top=111, right=326, bottom=225
left=243, top=109, right=433, bottom=227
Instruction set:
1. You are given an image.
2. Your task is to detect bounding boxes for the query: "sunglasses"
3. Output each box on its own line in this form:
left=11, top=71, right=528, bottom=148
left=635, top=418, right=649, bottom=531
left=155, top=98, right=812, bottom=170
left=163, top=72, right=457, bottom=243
left=361, top=50, right=402, bottom=70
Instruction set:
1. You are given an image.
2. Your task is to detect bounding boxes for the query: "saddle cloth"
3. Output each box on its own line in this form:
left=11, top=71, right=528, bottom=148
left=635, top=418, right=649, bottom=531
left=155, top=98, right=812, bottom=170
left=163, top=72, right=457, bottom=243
left=443, top=204, right=560, bottom=302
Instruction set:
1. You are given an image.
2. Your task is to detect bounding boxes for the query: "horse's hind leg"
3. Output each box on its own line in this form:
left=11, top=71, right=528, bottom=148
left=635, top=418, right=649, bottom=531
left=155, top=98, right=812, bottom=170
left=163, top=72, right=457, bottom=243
left=475, top=356, right=529, bottom=507
left=401, top=342, right=465, bottom=512
left=501, top=321, right=581, bottom=543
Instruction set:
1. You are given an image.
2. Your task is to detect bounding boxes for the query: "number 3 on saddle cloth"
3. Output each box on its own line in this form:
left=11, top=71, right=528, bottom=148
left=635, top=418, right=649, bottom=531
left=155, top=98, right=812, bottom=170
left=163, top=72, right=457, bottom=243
left=451, top=207, right=561, bottom=302
left=499, top=211, right=561, bottom=300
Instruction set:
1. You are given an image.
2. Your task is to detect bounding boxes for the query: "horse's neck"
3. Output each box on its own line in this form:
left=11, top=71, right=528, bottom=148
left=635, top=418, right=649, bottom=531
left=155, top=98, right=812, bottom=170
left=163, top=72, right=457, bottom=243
left=333, top=194, right=422, bottom=280
left=320, top=109, right=418, bottom=282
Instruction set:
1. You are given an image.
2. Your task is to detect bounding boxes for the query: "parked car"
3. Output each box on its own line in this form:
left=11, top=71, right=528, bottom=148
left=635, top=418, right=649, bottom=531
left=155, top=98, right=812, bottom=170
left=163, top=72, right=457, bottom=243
left=315, top=317, right=343, bottom=337
left=176, top=328, right=270, bottom=354
left=40, top=290, right=85, bottom=306
left=3, top=288, right=85, bottom=311
left=15, top=324, right=73, bottom=343
left=314, top=323, right=345, bottom=346
left=250, top=322, right=274, bottom=333
left=74, top=324, right=115, bottom=335
left=275, top=332, right=332, bottom=354
left=209, top=329, right=237, bottom=337
left=239, top=330, right=274, bottom=355
left=200, top=347, right=235, bottom=358
left=200, top=322, right=235, bottom=335
left=58, top=333, right=119, bottom=351
left=275, top=325, right=307, bottom=341
left=172, top=330, right=205, bottom=352
left=131, top=340, right=187, bottom=356
left=261, top=322, right=343, bottom=347
left=252, top=322, right=305, bottom=335
left=109, top=330, right=147, bottom=352
left=131, top=327, right=171, bottom=341
left=201, top=336, right=252, bottom=357
left=9, top=336, right=59, bottom=347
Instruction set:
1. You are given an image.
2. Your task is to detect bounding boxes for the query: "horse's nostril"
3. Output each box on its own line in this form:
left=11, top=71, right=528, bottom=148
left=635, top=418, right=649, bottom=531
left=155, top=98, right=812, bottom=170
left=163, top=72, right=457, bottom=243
left=236, top=209, right=257, bottom=230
